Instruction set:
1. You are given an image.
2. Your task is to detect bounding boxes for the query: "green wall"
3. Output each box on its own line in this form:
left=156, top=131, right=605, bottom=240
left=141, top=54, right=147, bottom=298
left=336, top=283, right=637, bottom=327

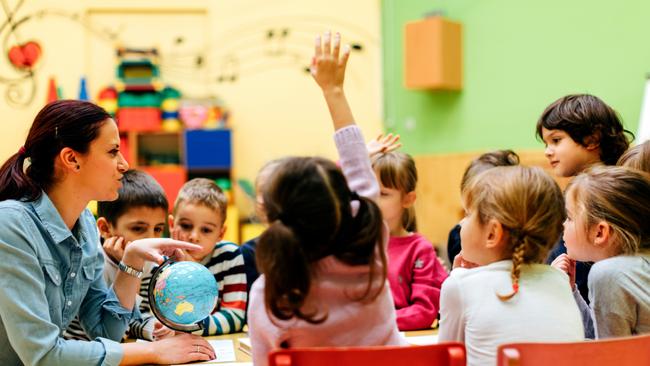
left=382, top=0, right=649, bottom=154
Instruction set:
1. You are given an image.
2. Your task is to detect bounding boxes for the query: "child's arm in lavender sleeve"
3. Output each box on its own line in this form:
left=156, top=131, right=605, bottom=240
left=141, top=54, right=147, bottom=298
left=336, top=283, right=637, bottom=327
left=311, top=31, right=378, bottom=200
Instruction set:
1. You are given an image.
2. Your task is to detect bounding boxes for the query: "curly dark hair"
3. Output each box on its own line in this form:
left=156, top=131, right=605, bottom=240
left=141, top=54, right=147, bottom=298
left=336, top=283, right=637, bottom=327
left=536, top=94, right=633, bottom=165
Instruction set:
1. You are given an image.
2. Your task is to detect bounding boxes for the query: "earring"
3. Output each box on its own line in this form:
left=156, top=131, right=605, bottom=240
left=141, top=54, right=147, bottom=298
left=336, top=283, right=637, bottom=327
left=76, top=164, right=80, bottom=170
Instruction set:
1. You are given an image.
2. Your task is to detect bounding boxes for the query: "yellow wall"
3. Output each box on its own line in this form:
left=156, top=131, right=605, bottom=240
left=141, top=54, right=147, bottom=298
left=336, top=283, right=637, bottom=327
left=0, top=0, right=383, bottom=218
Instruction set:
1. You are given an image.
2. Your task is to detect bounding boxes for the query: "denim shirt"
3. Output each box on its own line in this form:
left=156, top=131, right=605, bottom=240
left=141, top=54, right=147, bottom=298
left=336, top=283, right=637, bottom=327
left=0, top=192, right=135, bottom=366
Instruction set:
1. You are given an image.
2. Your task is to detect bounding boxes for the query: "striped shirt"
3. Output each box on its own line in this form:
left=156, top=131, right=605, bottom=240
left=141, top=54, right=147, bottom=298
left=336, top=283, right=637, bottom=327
left=139, top=241, right=247, bottom=335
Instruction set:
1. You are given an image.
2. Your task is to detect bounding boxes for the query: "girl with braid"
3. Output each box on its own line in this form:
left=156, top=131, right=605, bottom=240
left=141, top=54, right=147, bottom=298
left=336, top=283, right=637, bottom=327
left=438, top=166, right=584, bottom=366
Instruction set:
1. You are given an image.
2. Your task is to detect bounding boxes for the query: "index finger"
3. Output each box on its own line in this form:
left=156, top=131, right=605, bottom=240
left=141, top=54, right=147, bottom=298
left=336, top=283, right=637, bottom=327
left=155, top=238, right=202, bottom=252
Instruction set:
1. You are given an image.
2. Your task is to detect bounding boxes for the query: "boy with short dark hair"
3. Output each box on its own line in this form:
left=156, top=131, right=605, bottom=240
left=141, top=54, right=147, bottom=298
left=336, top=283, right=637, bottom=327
left=64, top=169, right=172, bottom=341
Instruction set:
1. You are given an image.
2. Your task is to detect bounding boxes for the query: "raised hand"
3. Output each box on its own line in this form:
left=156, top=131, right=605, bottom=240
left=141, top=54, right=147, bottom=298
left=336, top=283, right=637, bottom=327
left=311, top=31, right=350, bottom=93
left=551, top=253, right=576, bottom=290
left=367, top=133, right=402, bottom=158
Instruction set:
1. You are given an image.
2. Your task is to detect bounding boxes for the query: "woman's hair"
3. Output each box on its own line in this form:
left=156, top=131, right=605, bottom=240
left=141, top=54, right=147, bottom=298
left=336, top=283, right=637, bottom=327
left=566, top=166, right=650, bottom=255
left=0, top=100, right=111, bottom=202
left=535, top=94, right=632, bottom=165
left=371, top=151, right=418, bottom=232
left=462, top=166, right=565, bottom=300
left=256, top=157, right=385, bottom=324
left=617, top=141, right=650, bottom=173
left=460, top=150, right=520, bottom=192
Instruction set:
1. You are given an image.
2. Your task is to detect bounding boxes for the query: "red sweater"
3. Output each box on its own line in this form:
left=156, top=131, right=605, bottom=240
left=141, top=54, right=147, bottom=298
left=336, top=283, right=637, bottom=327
left=387, top=233, right=448, bottom=330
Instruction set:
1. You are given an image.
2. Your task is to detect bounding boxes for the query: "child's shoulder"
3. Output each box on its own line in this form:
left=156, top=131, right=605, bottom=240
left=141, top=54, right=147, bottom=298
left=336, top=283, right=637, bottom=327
left=211, top=240, right=242, bottom=254
left=590, top=255, right=649, bottom=283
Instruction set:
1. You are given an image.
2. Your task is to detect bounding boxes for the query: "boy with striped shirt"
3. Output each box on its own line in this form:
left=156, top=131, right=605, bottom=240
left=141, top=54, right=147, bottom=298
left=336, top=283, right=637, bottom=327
left=141, top=178, right=247, bottom=335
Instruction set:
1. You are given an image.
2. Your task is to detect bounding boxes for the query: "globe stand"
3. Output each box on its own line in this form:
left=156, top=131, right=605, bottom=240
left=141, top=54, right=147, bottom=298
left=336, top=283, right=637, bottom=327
left=148, top=258, right=205, bottom=333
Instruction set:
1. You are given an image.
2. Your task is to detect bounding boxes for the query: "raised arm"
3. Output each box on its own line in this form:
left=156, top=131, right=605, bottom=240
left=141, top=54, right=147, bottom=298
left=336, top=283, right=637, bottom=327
left=311, top=31, right=378, bottom=200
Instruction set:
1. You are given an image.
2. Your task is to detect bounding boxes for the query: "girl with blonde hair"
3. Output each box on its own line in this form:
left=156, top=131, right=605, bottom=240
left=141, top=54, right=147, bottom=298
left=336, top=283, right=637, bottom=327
left=439, top=166, right=584, bottom=366
left=553, top=166, right=650, bottom=338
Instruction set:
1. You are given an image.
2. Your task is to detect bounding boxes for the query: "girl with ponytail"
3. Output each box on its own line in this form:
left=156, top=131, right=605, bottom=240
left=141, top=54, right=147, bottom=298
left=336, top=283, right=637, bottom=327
left=438, top=166, right=584, bottom=366
left=247, top=32, right=405, bottom=366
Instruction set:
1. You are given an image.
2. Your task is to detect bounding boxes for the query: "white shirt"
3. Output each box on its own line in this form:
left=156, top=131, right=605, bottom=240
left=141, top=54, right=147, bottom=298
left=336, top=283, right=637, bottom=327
left=439, top=260, right=584, bottom=366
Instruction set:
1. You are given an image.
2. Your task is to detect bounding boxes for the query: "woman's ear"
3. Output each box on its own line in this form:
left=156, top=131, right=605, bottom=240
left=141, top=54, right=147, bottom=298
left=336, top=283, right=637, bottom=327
left=485, top=218, right=505, bottom=249
left=58, top=147, right=80, bottom=172
left=96, top=217, right=113, bottom=240
left=402, top=191, right=416, bottom=208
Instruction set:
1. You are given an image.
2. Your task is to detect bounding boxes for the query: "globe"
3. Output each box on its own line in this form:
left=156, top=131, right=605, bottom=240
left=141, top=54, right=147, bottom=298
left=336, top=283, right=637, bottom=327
left=148, top=259, right=219, bottom=332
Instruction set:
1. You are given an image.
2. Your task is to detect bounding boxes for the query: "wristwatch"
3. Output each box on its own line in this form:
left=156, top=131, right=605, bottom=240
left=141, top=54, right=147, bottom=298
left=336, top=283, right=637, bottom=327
left=118, top=261, right=143, bottom=279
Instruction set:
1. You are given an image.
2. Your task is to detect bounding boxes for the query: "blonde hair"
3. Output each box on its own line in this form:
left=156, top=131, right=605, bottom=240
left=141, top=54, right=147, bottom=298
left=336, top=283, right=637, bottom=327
left=371, top=151, right=418, bottom=231
left=617, top=141, right=650, bottom=173
left=462, top=166, right=565, bottom=300
left=566, top=166, right=650, bottom=255
left=174, top=178, right=228, bottom=224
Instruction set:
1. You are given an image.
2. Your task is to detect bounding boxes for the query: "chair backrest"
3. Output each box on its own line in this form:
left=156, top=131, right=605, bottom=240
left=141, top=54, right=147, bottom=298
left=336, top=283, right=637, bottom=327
left=497, top=333, right=650, bottom=366
left=268, top=342, right=465, bottom=366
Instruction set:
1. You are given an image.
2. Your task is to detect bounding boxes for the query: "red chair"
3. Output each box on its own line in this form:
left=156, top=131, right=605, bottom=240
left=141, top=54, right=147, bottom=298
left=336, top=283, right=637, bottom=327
left=497, top=333, right=650, bottom=366
left=269, top=342, right=466, bottom=366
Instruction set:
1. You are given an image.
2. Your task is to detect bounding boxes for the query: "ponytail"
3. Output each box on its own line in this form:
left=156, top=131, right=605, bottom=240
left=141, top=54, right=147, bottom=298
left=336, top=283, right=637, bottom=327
left=335, top=195, right=387, bottom=302
left=0, top=150, right=41, bottom=202
left=256, top=220, right=326, bottom=324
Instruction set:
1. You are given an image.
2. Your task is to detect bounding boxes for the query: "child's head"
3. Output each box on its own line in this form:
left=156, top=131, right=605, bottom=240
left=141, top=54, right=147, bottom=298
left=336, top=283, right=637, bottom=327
left=371, top=151, right=417, bottom=234
left=173, top=178, right=228, bottom=261
left=617, top=141, right=650, bottom=173
left=254, top=158, right=286, bottom=225
left=460, top=150, right=520, bottom=192
left=563, top=166, right=650, bottom=262
left=256, top=157, right=385, bottom=323
left=461, top=166, right=565, bottom=300
left=536, top=94, right=631, bottom=177
left=96, top=170, right=168, bottom=258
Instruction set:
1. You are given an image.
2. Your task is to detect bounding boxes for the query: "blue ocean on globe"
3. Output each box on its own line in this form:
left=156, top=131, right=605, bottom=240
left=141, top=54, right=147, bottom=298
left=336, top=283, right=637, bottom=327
left=152, top=261, right=218, bottom=326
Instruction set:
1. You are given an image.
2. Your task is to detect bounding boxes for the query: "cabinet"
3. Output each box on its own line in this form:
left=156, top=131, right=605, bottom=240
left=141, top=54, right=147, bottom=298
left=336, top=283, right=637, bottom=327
left=404, top=16, right=463, bottom=90
left=120, top=128, right=239, bottom=243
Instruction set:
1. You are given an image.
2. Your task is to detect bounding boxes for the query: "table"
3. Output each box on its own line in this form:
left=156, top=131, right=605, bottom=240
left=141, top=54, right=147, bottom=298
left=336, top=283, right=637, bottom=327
left=178, top=328, right=439, bottom=365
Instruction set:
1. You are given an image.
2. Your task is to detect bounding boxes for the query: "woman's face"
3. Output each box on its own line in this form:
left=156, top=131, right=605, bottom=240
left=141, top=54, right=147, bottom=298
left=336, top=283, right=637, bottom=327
left=77, top=119, right=129, bottom=201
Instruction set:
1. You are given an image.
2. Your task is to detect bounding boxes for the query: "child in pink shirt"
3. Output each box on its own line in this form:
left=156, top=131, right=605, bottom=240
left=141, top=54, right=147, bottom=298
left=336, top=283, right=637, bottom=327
left=247, top=31, right=406, bottom=366
left=371, top=151, right=448, bottom=330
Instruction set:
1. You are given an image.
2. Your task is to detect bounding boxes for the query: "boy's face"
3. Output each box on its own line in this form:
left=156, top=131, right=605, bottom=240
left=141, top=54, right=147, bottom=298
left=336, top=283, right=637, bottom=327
left=101, top=206, right=167, bottom=242
left=174, top=202, right=226, bottom=262
left=541, top=128, right=600, bottom=177
left=98, top=206, right=167, bottom=263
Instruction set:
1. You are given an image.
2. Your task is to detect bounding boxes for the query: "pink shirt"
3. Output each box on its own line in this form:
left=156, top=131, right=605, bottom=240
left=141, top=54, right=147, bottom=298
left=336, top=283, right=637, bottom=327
left=248, top=126, right=406, bottom=366
left=387, top=233, right=448, bottom=330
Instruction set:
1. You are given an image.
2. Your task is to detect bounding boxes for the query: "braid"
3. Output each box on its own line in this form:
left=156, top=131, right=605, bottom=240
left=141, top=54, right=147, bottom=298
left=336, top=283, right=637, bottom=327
left=498, top=238, right=526, bottom=301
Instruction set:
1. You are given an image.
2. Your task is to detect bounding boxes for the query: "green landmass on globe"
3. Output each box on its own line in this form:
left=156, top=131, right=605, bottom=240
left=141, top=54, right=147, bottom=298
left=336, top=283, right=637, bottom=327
left=149, top=260, right=219, bottom=331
